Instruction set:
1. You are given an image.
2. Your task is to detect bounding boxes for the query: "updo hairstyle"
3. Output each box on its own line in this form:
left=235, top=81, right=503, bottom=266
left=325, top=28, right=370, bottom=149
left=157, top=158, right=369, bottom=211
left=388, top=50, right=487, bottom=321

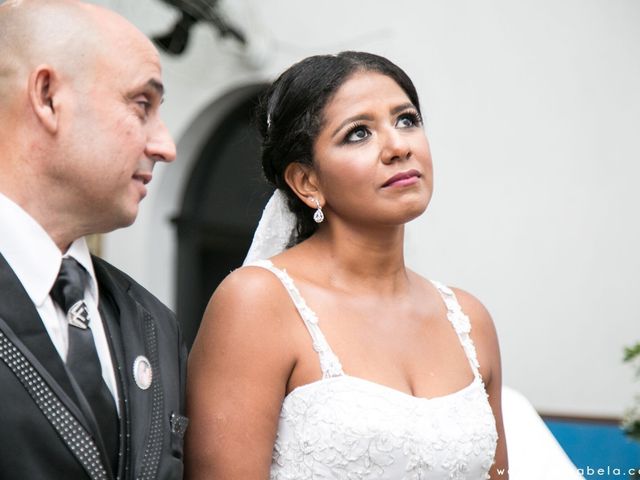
left=255, top=51, right=421, bottom=244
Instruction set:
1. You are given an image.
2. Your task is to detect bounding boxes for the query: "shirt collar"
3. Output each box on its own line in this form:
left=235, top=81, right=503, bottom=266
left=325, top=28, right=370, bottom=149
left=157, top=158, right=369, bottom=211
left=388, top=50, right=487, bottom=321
left=0, top=192, right=98, bottom=306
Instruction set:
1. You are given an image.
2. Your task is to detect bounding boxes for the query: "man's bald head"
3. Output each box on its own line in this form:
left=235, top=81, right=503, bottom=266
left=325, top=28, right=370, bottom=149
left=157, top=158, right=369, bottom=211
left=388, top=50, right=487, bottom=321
left=0, top=0, right=158, bottom=106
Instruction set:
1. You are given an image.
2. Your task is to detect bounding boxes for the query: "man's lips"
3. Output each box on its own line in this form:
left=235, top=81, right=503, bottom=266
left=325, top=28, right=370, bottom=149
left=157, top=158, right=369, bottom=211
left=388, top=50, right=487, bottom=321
left=382, top=169, right=421, bottom=187
left=133, top=172, right=152, bottom=185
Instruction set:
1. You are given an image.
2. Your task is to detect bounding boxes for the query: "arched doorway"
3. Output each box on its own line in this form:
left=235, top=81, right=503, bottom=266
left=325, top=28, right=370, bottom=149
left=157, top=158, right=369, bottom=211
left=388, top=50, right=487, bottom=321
left=175, top=84, right=272, bottom=349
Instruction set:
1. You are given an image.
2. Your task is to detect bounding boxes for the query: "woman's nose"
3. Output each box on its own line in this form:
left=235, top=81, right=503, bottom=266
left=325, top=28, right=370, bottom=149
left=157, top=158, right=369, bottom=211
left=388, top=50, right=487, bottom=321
left=380, top=128, right=411, bottom=165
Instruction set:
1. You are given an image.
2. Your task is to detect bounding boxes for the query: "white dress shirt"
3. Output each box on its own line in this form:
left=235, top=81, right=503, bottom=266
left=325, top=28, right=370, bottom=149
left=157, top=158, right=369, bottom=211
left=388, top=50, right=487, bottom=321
left=0, top=192, right=119, bottom=412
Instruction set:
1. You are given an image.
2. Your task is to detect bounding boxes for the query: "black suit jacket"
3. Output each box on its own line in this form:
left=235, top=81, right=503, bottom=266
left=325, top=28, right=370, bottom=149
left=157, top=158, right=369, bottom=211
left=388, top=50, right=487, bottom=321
left=0, top=253, right=187, bottom=480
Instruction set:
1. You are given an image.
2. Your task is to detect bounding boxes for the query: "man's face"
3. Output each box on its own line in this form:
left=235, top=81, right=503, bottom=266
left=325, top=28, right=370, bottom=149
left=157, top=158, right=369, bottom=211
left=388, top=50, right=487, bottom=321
left=57, top=29, right=176, bottom=232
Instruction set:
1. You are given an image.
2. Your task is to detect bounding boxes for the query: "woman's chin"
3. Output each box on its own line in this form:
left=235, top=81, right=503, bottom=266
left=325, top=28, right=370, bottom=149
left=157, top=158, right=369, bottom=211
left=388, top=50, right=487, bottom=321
left=398, top=198, right=430, bottom=223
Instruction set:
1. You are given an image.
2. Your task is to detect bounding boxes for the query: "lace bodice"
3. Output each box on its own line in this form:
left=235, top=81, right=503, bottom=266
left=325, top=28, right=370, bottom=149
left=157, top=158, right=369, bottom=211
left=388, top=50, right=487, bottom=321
left=249, top=260, right=498, bottom=479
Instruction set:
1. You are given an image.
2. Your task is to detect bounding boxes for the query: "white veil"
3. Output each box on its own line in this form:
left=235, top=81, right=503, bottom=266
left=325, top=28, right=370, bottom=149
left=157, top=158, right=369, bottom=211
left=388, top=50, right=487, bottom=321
left=243, top=189, right=297, bottom=265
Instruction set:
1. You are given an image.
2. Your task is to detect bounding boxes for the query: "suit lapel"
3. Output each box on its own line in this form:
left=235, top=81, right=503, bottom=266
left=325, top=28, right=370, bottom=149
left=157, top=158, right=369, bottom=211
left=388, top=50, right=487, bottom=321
left=0, top=316, right=111, bottom=480
left=93, top=258, right=163, bottom=478
left=0, top=253, right=85, bottom=418
left=0, top=253, right=114, bottom=479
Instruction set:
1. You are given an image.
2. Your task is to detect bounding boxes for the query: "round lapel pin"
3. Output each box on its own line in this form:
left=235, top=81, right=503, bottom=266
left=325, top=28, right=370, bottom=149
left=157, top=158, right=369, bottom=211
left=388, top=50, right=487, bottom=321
left=133, top=355, right=153, bottom=390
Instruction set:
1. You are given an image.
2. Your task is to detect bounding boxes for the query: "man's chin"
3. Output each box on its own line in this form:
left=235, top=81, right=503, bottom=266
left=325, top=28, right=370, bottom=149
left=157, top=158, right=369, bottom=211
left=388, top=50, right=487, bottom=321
left=97, top=208, right=139, bottom=234
left=121, top=209, right=139, bottom=228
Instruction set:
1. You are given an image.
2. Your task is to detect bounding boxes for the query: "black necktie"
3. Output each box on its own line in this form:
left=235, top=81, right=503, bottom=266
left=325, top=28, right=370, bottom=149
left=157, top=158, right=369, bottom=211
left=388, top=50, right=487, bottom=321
left=51, top=257, right=119, bottom=472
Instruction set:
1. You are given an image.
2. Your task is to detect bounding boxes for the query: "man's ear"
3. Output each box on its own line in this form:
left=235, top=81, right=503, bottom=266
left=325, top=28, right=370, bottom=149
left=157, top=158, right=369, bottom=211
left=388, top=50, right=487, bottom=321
left=28, top=65, right=60, bottom=134
left=284, top=162, right=324, bottom=208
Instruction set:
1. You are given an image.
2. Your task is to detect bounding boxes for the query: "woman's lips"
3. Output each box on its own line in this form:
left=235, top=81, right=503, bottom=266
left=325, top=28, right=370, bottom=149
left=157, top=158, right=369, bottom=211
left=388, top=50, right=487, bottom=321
left=382, top=169, right=421, bottom=188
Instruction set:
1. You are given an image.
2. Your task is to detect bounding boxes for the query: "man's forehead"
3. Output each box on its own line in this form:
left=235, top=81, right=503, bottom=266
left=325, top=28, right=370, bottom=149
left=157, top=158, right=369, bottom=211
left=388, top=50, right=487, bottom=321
left=95, top=35, right=163, bottom=83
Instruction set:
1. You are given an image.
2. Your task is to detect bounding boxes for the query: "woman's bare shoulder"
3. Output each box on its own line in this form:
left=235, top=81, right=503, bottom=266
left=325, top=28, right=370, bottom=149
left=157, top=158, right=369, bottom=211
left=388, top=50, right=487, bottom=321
left=208, top=264, right=289, bottom=312
left=448, top=286, right=495, bottom=332
left=194, top=264, right=296, bottom=347
left=448, top=286, right=501, bottom=383
left=411, top=272, right=494, bottom=329
left=186, top=265, right=298, bottom=478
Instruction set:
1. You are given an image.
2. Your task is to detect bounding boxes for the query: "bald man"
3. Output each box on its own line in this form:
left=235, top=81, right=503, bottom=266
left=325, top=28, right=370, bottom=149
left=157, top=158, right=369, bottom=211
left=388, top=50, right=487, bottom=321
left=0, top=1, right=187, bottom=479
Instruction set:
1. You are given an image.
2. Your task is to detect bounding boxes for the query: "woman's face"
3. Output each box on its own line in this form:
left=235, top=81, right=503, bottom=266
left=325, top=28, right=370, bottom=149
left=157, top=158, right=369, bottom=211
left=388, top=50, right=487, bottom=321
left=311, top=70, right=433, bottom=228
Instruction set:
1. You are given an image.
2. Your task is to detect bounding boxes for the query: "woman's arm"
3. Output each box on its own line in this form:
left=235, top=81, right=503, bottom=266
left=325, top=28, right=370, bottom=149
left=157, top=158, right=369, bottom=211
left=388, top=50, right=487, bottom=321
left=453, top=288, right=509, bottom=479
left=184, top=267, right=296, bottom=480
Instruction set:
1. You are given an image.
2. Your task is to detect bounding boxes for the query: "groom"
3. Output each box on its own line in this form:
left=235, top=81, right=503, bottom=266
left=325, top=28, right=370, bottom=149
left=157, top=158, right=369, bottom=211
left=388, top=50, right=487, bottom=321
left=0, top=1, right=187, bottom=479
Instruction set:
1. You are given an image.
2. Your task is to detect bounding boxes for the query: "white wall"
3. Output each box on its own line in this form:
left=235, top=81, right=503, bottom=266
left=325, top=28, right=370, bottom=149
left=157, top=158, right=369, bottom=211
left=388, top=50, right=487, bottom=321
left=98, top=0, right=640, bottom=417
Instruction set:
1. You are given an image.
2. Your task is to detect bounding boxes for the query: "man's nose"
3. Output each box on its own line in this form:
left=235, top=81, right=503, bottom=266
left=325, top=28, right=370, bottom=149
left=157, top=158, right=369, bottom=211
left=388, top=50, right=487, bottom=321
left=146, top=119, right=177, bottom=163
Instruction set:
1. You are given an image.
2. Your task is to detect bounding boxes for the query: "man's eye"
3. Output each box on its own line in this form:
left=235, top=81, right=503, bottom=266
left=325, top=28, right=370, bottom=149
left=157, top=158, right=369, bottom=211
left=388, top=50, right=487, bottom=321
left=137, top=101, right=151, bottom=112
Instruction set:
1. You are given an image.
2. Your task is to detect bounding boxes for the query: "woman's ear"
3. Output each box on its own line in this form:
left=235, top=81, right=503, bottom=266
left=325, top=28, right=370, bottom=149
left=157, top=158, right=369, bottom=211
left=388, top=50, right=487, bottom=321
left=28, top=65, right=59, bottom=134
left=284, top=162, right=324, bottom=209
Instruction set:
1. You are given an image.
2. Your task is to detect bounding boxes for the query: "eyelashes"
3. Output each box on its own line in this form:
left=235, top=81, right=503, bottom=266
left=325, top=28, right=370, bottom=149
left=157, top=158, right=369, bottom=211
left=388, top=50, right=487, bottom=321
left=341, top=109, right=423, bottom=145
left=399, top=110, right=423, bottom=127
left=343, top=123, right=370, bottom=143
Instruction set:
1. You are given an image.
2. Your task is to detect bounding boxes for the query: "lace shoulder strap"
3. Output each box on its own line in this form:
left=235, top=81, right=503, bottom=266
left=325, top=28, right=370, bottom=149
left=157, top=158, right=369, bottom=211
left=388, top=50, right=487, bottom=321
left=430, top=280, right=482, bottom=380
left=245, top=260, right=344, bottom=379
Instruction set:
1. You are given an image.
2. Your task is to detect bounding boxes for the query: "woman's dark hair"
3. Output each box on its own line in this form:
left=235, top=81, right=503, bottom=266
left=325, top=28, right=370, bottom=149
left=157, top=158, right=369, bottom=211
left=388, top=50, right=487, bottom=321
left=255, top=51, right=421, bottom=244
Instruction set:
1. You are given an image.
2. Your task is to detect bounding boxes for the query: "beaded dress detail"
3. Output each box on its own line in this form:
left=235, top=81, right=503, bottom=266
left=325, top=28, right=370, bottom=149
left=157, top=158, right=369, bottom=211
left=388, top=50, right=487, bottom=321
left=249, top=260, right=497, bottom=480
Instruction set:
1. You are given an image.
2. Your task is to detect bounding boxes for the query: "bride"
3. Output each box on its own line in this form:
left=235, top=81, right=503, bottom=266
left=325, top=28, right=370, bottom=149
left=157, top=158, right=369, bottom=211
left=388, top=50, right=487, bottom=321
left=185, top=51, right=509, bottom=479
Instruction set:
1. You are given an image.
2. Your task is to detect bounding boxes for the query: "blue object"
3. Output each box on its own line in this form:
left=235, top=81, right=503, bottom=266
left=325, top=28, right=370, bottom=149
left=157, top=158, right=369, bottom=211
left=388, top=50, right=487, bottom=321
left=544, top=418, right=640, bottom=479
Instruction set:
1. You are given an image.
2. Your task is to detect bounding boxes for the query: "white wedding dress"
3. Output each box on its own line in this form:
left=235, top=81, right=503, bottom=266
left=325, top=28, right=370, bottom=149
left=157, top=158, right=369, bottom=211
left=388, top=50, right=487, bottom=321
left=249, top=260, right=498, bottom=480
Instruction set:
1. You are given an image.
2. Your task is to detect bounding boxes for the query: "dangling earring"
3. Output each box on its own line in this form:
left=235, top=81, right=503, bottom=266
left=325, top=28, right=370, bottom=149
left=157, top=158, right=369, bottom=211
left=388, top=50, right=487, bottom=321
left=312, top=198, right=324, bottom=224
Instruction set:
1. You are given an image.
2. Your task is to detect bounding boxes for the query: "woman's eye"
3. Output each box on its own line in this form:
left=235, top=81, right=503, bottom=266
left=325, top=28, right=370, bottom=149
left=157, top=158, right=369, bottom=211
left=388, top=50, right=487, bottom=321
left=396, top=113, right=420, bottom=128
left=345, top=126, right=370, bottom=143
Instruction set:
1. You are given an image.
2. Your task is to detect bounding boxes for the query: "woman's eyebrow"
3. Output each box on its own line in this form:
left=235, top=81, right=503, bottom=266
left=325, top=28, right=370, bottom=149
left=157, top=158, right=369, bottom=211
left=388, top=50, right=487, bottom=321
left=331, top=114, right=373, bottom=138
left=390, top=102, right=415, bottom=115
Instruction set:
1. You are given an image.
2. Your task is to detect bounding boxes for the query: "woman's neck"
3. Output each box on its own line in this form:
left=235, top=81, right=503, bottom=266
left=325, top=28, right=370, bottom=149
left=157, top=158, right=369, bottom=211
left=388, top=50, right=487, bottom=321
left=302, top=222, right=411, bottom=296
